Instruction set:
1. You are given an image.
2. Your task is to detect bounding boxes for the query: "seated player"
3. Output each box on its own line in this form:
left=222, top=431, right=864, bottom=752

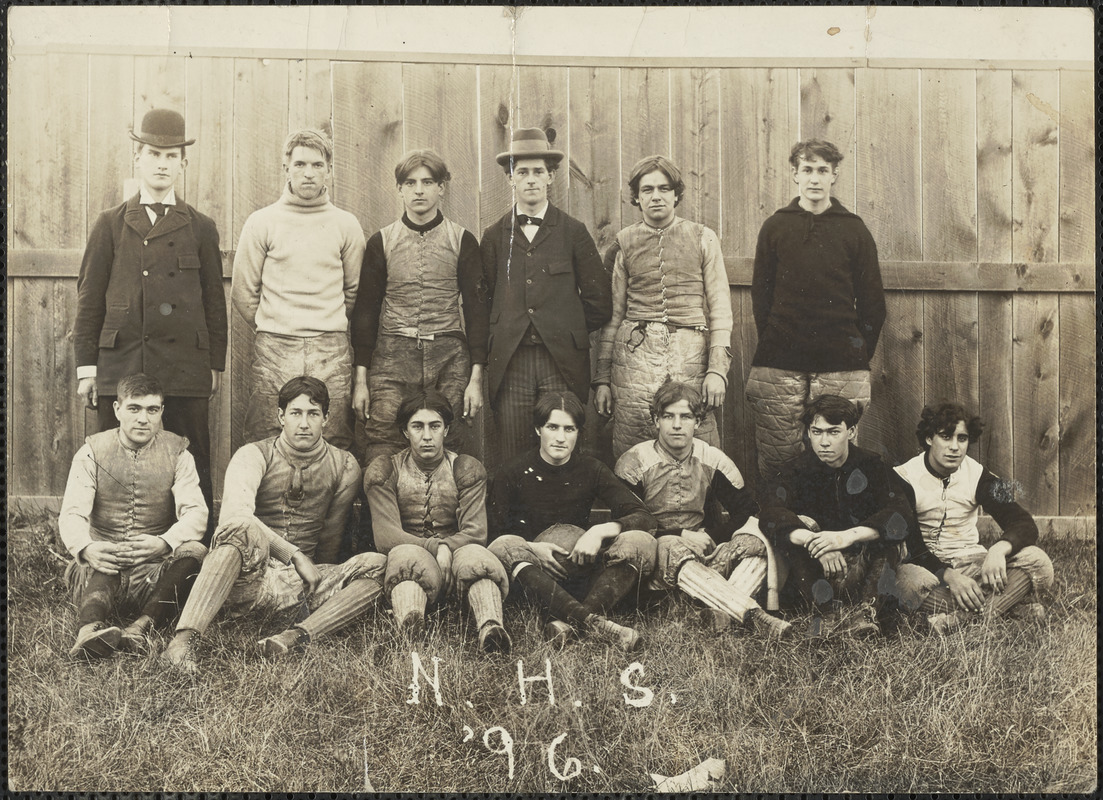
left=759, top=394, right=911, bottom=638
left=615, top=379, right=790, bottom=637
left=894, top=402, right=1053, bottom=634
left=161, top=377, right=386, bottom=673
left=487, top=392, right=658, bottom=651
left=363, top=390, right=511, bottom=654
left=59, top=373, right=207, bottom=658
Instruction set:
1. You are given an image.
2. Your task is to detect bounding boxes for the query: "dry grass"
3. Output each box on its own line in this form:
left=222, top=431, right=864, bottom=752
left=6, top=507, right=1097, bottom=793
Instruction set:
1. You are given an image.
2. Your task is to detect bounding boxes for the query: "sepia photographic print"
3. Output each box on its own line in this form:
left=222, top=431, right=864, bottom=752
left=5, top=5, right=1096, bottom=793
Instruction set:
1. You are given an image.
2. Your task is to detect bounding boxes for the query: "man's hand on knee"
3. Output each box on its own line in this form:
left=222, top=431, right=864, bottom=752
left=530, top=542, right=569, bottom=579
left=979, top=542, right=1010, bottom=593
left=944, top=568, right=984, bottom=612
left=291, top=551, right=322, bottom=598
left=116, top=534, right=171, bottom=567
left=79, top=541, right=126, bottom=575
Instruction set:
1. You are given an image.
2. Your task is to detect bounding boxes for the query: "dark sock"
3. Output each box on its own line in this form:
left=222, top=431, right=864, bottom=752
left=582, top=562, right=640, bottom=615
left=514, top=565, right=591, bottom=626
left=78, top=571, right=121, bottom=627
left=140, top=557, right=202, bottom=626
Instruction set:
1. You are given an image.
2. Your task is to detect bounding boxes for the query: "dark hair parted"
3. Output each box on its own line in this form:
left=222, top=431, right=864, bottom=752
left=915, top=402, right=984, bottom=451
left=789, top=139, right=844, bottom=169
left=116, top=373, right=165, bottom=403
left=627, top=155, right=685, bottom=208
left=278, top=376, right=330, bottom=415
left=394, top=149, right=451, bottom=185
left=649, top=377, right=706, bottom=423
left=532, top=391, right=585, bottom=430
left=801, top=394, right=861, bottom=430
left=396, top=389, right=454, bottom=433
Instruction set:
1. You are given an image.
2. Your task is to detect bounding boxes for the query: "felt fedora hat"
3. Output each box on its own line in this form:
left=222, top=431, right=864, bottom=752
left=130, top=108, right=196, bottom=148
left=495, top=127, right=564, bottom=167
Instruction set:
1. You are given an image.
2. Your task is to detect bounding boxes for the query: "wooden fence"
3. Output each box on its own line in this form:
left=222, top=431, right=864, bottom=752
left=6, top=52, right=1096, bottom=525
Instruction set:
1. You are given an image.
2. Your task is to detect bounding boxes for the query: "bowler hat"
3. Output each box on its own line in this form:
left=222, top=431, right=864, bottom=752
left=495, top=127, right=564, bottom=167
left=130, top=108, right=195, bottom=148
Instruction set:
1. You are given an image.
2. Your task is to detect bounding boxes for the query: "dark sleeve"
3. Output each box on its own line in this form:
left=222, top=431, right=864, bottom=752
left=897, top=477, right=949, bottom=574
left=757, top=474, right=807, bottom=552
left=196, top=213, right=228, bottom=371
left=486, top=465, right=515, bottom=542
left=457, top=230, right=490, bottom=366
left=480, top=224, right=499, bottom=311
left=595, top=461, right=657, bottom=533
left=854, top=457, right=915, bottom=543
left=976, top=468, right=1039, bottom=555
left=853, top=220, right=886, bottom=359
left=709, top=470, right=760, bottom=542
left=74, top=211, right=115, bottom=368
left=571, top=221, right=612, bottom=333
left=750, top=219, right=776, bottom=338
left=350, top=232, right=388, bottom=369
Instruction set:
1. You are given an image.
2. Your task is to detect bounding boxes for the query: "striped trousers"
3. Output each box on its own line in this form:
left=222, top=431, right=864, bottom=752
left=493, top=343, right=573, bottom=464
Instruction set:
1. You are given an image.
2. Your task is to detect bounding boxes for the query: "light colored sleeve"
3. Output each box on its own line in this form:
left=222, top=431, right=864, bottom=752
left=594, top=245, right=627, bottom=386
left=442, top=456, right=488, bottom=552
left=342, top=218, right=367, bottom=316
left=315, top=453, right=361, bottom=563
left=230, top=213, right=267, bottom=330
left=159, top=449, right=208, bottom=552
left=218, top=443, right=301, bottom=564
left=58, top=445, right=98, bottom=560
left=701, top=226, right=733, bottom=378
left=365, top=456, right=434, bottom=554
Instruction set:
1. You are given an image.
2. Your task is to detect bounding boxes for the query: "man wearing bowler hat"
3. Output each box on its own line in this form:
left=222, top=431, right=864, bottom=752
left=74, top=109, right=227, bottom=538
left=480, top=127, right=611, bottom=464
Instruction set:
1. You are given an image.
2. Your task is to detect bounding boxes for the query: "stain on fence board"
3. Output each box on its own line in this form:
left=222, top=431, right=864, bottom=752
left=799, top=68, right=855, bottom=209
left=568, top=66, right=621, bottom=254
left=670, top=68, right=722, bottom=234
left=976, top=293, right=1015, bottom=479
left=1011, top=70, right=1060, bottom=265
left=976, top=70, right=1013, bottom=265
left=1012, top=294, right=1060, bottom=515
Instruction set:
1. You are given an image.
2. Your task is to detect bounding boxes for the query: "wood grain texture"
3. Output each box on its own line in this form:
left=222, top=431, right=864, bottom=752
left=232, top=58, right=290, bottom=245
left=921, top=70, right=977, bottom=262
left=477, top=64, right=518, bottom=233
left=922, top=292, right=979, bottom=412
left=133, top=56, right=187, bottom=120
left=863, top=291, right=924, bottom=466
left=332, top=61, right=404, bottom=234
left=976, top=70, right=1013, bottom=264
left=402, top=63, right=480, bottom=235
left=1011, top=70, right=1060, bottom=264
left=1011, top=294, right=1060, bottom=515
left=517, top=65, right=570, bottom=211
left=976, top=293, right=1015, bottom=479
left=799, top=68, right=855, bottom=209
left=567, top=67, right=621, bottom=254
left=619, top=68, right=670, bottom=224
left=720, top=68, right=798, bottom=258
left=287, top=60, right=333, bottom=137
left=88, top=55, right=136, bottom=229
left=1058, top=70, right=1093, bottom=263
left=723, top=289, right=759, bottom=480
left=210, top=281, right=234, bottom=499
left=185, top=57, right=235, bottom=249
left=228, top=303, right=255, bottom=456
left=1057, top=293, right=1096, bottom=516
left=670, top=68, right=721, bottom=233
left=856, top=68, right=921, bottom=262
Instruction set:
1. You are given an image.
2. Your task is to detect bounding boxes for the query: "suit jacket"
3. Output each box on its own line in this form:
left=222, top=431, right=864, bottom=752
left=74, top=194, right=227, bottom=397
left=480, top=204, right=610, bottom=403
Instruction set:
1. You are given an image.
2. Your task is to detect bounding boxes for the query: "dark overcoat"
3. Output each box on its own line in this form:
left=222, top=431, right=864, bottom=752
left=480, top=204, right=611, bottom=404
left=73, top=194, right=227, bottom=397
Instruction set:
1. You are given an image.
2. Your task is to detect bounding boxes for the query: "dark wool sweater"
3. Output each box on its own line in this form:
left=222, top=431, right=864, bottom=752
left=751, top=197, right=886, bottom=372
left=758, top=445, right=914, bottom=559
left=487, top=449, right=657, bottom=542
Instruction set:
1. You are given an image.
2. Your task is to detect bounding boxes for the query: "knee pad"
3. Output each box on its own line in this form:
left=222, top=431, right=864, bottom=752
left=654, top=535, right=700, bottom=588
left=608, top=529, right=658, bottom=576
left=487, top=535, right=534, bottom=573
left=344, top=551, right=388, bottom=584
left=384, top=544, right=442, bottom=602
left=172, top=541, right=208, bottom=562
left=1015, top=546, right=1055, bottom=594
left=452, top=544, right=510, bottom=600
left=211, top=519, right=268, bottom=573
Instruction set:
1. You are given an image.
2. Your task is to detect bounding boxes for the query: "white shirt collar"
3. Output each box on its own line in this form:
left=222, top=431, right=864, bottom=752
left=516, top=201, right=549, bottom=221
left=139, top=187, right=177, bottom=206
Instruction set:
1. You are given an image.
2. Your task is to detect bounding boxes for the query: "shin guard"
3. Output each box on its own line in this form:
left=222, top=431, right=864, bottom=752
left=174, top=546, right=242, bottom=635
left=299, top=577, right=383, bottom=640
left=986, top=568, right=1033, bottom=618
left=391, top=580, right=428, bottom=634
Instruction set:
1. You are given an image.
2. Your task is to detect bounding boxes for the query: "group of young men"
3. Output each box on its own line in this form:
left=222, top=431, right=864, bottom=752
left=60, top=108, right=1053, bottom=668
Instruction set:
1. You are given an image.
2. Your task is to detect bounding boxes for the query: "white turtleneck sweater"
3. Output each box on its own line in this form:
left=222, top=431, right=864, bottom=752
left=231, top=185, right=366, bottom=336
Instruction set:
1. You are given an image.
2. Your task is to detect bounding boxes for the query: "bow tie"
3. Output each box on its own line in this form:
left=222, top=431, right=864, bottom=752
left=517, top=214, right=543, bottom=227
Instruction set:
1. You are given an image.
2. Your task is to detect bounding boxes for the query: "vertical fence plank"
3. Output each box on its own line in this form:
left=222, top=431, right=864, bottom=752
left=133, top=56, right=187, bottom=117
left=865, top=291, right=925, bottom=466
left=232, top=58, right=290, bottom=246
left=1056, top=69, right=1095, bottom=517
left=568, top=67, right=621, bottom=254
left=516, top=66, right=570, bottom=211
left=1011, top=71, right=1060, bottom=264
left=720, top=68, right=798, bottom=256
left=670, top=68, right=721, bottom=233
left=88, top=55, right=136, bottom=228
left=921, top=69, right=979, bottom=413
left=975, top=70, right=1014, bottom=479
left=288, top=59, right=333, bottom=135
left=799, top=68, right=856, bottom=209
left=1012, top=296, right=1060, bottom=515
left=210, top=280, right=233, bottom=500
left=619, top=68, right=670, bottom=223
left=478, top=64, right=518, bottom=233
left=185, top=57, right=236, bottom=254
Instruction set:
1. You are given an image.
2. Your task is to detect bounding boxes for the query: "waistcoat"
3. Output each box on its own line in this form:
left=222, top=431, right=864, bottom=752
left=393, top=450, right=461, bottom=538
left=895, top=454, right=987, bottom=562
left=618, top=218, right=708, bottom=328
left=87, top=429, right=188, bottom=540
left=250, top=436, right=352, bottom=557
left=379, top=218, right=466, bottom=338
